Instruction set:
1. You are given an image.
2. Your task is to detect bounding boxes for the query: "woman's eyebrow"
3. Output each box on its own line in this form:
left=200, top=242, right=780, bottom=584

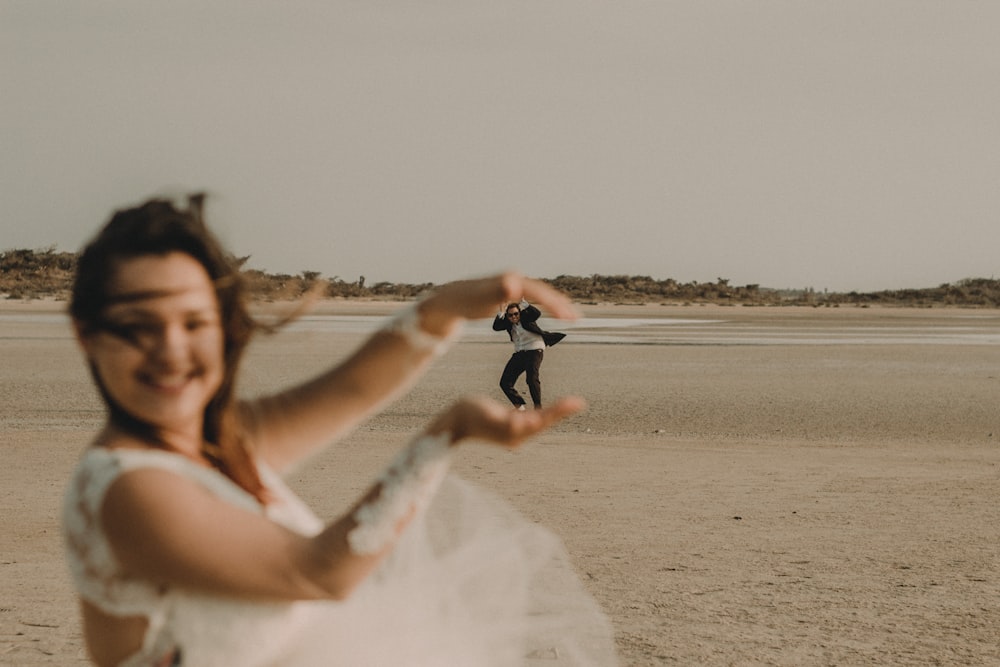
left=104, top=288, right=181, bottom=305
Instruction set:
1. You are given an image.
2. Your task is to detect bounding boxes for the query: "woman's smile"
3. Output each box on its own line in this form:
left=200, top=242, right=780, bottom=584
left=138, top=367, right=204, bottom=392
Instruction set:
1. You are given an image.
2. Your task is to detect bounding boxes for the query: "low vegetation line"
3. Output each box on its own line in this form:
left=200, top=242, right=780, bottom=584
left=2, top=247, right=998, bottom=308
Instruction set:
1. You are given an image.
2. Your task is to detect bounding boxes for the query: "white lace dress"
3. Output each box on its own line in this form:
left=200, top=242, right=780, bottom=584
left=63, top=448, right=617, bottom=666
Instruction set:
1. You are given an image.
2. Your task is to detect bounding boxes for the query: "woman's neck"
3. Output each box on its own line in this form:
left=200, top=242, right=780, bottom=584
left=97, top=423, right=212, bottom=466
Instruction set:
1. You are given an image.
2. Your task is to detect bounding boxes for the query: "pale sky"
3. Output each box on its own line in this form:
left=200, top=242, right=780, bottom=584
left=3, top=2, right=998, bottom=292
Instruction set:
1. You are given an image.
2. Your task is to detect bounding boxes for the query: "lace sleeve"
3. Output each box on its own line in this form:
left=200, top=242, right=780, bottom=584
left=347, top=432, right=452, bottom=555
left=62, top=448, right=164, bottom=616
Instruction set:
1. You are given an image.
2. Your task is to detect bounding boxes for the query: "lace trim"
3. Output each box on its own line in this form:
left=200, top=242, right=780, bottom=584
left=382, top=302, right=462, bottom=356
left=347, top=432, right=452, bottom=555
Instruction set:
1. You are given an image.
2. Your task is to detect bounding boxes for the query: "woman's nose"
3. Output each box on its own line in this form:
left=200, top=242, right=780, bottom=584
left=150, top=324, right=189, bottom=363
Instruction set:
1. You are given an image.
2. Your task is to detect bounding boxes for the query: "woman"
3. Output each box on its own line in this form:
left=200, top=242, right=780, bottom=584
left=62, top=195, right=616, bottom=666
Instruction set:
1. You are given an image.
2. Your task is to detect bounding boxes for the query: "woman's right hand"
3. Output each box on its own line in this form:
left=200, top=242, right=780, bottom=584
left=417, top=272, right=580, bottom=339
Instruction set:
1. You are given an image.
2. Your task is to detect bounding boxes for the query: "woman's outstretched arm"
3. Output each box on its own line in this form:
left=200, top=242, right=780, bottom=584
left=101, top=395, right=586, bottom=602
left=243, top=272, right=580, bottom=472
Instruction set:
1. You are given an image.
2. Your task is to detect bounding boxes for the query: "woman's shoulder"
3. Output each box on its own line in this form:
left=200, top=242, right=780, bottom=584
left=65, top=447, right=191, bottom=517
left=75, top=444, right=201, bottom=477
left=67, top=445, right=259, bottom=512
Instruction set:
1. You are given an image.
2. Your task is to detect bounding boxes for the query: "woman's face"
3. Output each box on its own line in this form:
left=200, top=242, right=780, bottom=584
left=78, top=252, right=225, bottom=437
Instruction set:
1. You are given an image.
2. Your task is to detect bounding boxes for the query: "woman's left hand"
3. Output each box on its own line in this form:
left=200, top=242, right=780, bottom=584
left=428, top=395, right=587, bottom=448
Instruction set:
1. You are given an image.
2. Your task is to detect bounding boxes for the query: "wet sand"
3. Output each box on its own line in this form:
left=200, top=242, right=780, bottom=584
left=1, top=300, right=998, bottom=665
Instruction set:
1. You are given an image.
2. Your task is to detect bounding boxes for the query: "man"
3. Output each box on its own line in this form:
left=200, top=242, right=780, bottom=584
left=492, top=299, right=566, bottom=410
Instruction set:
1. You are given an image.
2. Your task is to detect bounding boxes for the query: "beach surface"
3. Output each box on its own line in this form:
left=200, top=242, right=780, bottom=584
left=2, top=299, right=998, bottom=666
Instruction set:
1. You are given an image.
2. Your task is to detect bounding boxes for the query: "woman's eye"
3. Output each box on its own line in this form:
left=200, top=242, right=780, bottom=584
left=103, top=321, right=156, bottom=343
left=185, top=318, right=215, bottom=331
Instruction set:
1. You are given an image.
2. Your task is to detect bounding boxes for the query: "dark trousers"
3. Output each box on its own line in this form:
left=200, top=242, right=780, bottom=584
left=500, top=349, right=544, bottom=408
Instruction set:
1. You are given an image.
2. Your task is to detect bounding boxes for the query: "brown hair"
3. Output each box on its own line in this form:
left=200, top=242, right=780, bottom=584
left=71, top=194, right=268, bottom=502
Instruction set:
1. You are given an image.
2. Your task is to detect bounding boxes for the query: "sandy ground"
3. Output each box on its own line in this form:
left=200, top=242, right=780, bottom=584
left=1, top=299, right=998, bottom=666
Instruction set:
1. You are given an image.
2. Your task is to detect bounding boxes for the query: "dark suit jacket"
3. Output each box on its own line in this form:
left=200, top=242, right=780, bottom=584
left=493, top=304, right=566, bottom=347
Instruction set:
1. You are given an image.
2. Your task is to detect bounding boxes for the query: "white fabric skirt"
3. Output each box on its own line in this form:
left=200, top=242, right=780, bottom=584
left=165, top=476, right=618, bottom=666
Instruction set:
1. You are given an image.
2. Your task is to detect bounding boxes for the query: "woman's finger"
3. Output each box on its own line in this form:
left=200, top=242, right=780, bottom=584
left=517, top=277, right=580, bottom=321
